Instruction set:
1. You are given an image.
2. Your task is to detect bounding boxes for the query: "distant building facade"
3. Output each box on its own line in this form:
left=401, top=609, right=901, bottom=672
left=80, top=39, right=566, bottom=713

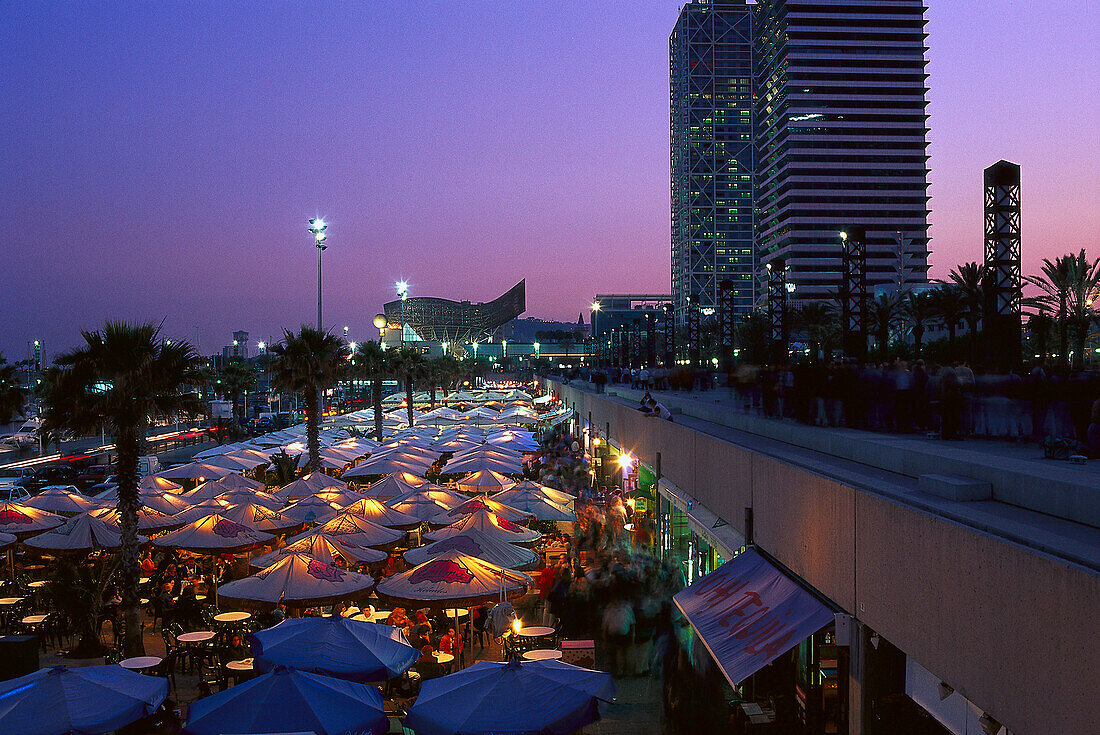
left=591, top=294, right=673, bottom=337
left=381, top=280, right=526, bottom=348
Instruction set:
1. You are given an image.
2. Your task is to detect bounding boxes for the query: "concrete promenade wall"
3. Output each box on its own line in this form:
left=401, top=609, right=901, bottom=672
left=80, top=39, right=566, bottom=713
left=553, top=381, right=1100, bottom=735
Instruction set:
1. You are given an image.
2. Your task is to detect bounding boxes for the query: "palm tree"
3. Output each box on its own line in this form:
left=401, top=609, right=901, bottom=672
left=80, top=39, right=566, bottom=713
left=354, top=341, right=389, bottom=442
left=928, top=286, right=967, bottom=355
left=388, top=348, right=428, bottom=426
left=221, top=358, right=258, bottom=428
left=269, top=327, right=350, bottom=470
left=0, top=352, right=27, bottom=424
left=868, top=294, right=902, bottom=359
left=41, top=321, right=201, bottom=656
left=945, top=262, right=986, bottom=363
left=1026, top=312, right=1054, bottom=362
left=1025, top=254, right=1077, bottom=366
left=794, top=302, right=836, bottom=362
left=1065, top=250, right=1100, bottom=367
left=900, top=291, right=935, bottom=358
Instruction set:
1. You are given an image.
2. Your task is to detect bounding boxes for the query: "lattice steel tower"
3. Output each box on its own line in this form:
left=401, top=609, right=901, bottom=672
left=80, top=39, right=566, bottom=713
left=984, top=160, right=1022, bottom=368
left=670, top=0, right=756, bottom=330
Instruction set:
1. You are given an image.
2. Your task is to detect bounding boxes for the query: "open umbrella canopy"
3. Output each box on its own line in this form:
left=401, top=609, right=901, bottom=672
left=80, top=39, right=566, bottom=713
left=359, top=472, right=425, bottom=500
left=385, top=494, right=456, bottom=524
left=342, top=498, right=422, bottom=530
left=23, top=485, right=99, bottom=515
left=313, top=486, right=374, bottom=507
left=275, top=473, right=347, bottom=500
left=504, top=479, right=576, bottom=504
left=0, top=502, right=64, bottom=537
left=155, top=461, right=234, bottom=481
left=343, top=457, right=430, bottom=479
left=0, top=532, right=16, bottom=549
left=250, top=616, right=418, bottom=682
left=405, top=659, right=614, bottom=735
left=154, top=513, right=274, bottom=554
left=378, top=550, right=531, bottom=609
left=168, top=498, right=230, bottom=526
left=442, top=455, right=524, bottom=477
left=219, top=502, right=302, bottom=534
left=201, top=453, right=256, bottom=471
left=297, top=452, right=351, bottom=470
left=280, top=496, right=343, bottom=525
left=137, top=475, right=183, bottom=493
left=219, top=553, right=375, bottom=610
left=485, top=488, right=575, bottom=522
left=183, top=666, right=387, bottom=735
left=449, top=445, right=524, bottom=461
left=425, top=509, right=541, bottom=545
left=0, top=664, right=168, bottom=735
left=94, top=486, right=191, bottom=516
left=90, top=506, right=180, bottom=533
left=435, top=495, right=534, bottom=525
left=287, top=511, right=405, bottom=549
left=250, top=532, right=387, bottom=569
left=186, top=477, right=263, bottom=501
left=403, top=527, right=539, bottom=571
left=215, top=487, right=284, bottom=510
left=455, top=469, right=517, bottom=494
left=25, top=513, right=148, bottom=553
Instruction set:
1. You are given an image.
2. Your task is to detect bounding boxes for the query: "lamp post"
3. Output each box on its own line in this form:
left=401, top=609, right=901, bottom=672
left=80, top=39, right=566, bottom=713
left=308, top=218, right=328, bottom=329
left=591, top=301, right=601, bottom=343
left=396, top=282, right=408, bottom=348
left=373, top=313, right=387, bottom=349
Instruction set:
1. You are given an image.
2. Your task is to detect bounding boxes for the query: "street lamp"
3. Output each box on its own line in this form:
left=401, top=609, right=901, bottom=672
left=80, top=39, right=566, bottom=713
left=441, top=341, right=449, bottom=356
left=502, top=339, right=507, bottom=358
left=534, top=341, right=540, bottom=361
left=373, top=313, right=387, bottom=349
left=258, top=341, right=266, bottom=353
left=591, top=301, right=601, bottom=340
left=472, top=341, right=479, bottom=359
left=396, top=282, right=409, bottom=347
left=308, top=218, right=328, bottom=329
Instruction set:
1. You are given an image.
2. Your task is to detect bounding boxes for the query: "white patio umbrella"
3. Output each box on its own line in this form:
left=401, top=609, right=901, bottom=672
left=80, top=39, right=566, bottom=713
left=219, top=502, right=302, bottom=534
left=218, top=553, right=376, bottom=610
left=25, top=514, right=148, bottom=553
left=341, top=498, right=422, bottom=530
left=153, top=513, right=274, bottom=554
left=90, top=506, right=181, bottom=533
left=286, top=512, right=405, bottom=550
left=456, top=470, right=517, bottom=494
left=403, top=527, right=539, bottom=571
left=24, top=485, right=99, bottom=515
left=359, top=473, right=426, bottom=501
left=424, top=509, right=541, bottom=545
left=251, top=532, right=387, bottom=569
left=0, top=502, right=64, bottom=537
left=434, top=495, right=533, bottom=525
left=155, top=461, right=234, bottom=482
left=280, top=496, right=344, bottom=525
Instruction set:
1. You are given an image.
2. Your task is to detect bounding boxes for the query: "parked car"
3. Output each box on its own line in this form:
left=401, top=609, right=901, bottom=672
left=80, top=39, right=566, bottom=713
left=0, top=466, right=38, bottom=485
left=19, top=465, right=79, bottom=494
left=75, top=465, right=114, bottom=490
left=0, top=484, right=31, bottom=503
left=88, top=475, right=119, bottom=495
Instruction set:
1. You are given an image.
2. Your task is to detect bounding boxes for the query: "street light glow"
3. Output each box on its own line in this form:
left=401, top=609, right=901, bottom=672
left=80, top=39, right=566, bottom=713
left=591, top=301, right=601, bottom=311
left=839, top=230, right=848, bottom=241
left=257, top=341, right=265, bottom=350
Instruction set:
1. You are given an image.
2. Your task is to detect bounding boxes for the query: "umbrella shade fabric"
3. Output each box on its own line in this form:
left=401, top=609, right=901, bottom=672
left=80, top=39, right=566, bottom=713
left=455, top=470, right=517, bottom=494
left=219, top=503, right=302, bottom=534
left=0, top=532, right=16, bottom=549
left=280, top=496, right=343, bottom=525
left=389, top=486, right=467, bottom=508
left=343, top=457, right=429, bottom=478
left=215, top=487, right=284, bottom=510
left=219, top=451, right=271, bottom=470
left=403, top=527, right=539, bottom=571
left=359, top=473, right=424, bottom=500
left=341, top=498, right=421, bottom=530
left=211, top=473, right=266, bottom=490
left=377, top=550, right=531, bottom=609
left=449, top=445, right=524, bottom=461
left=137, top=475, right=183, bottom=493
left=153, top=513, right=274, bottom=554
left=250, top=616, right=418, bottom=682
left=313, top=486, right=374, bottom=507
left=425, top=509, right=541, bottom=545
left=287, top=512, right=405, bottom=549
left=183, top=666, right=387, bottom=735
left=25, top=513, right=148, bottom=553
left=218, top=553, right=375, bottom=610
left=0, top=664, right=168, bottom=735
left=0, top=502, right=64, bottom=537
left=441, top=456, right=523, bottom=477
left=201, top=454, right=255, bottom=471
left=154, top=462, right=234, bottom=481
left=275, top=473, right=347, bottom=500
left=168, top=498, right=230, bottom=526
left=90, top=506, right=181, bottom=533
left=297, top=452, right=351, bottom=470
left=505, top=479, right=576, bottom=504
left=250, top=532, right=387, bottom=569
left=485, top=488, right=575, bottom=522
left=93, top=487, right=191, bottom=516
left=405, top=659, right=614, bottom=735
left=385, top=495, right=455, bottom=524
left=24, top=486, right=99, bottom=515
left=186, top=477, right=264, bottom=501
left=435, top=496, right=533, bottom=525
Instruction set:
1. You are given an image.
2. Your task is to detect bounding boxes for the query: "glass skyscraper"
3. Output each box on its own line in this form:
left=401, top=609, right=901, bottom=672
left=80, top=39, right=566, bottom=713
left=754, top=0, right=932, bottom=299
left=670, top=0, right=756, bottom=325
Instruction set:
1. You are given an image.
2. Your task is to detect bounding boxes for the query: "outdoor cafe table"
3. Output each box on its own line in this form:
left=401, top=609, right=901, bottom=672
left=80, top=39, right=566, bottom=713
left=516, top=626, right=555, bottom=638
left=120, top=656, right=162, bottom=672
left=0, top=597, right=25, bottom=606
left=225, top=658, right=254, bottom=672
left=442, top=608, right=469, bottom=619
left=21, top=614, right=48, bottom=626
left=369, top=609, right=392, bottom=623
left=433, top=652, right=454, bottom=665
left=177, top=630, right=216, bottom=644
left=214, top=611, right=252, bottom=624
left=27, top=581, right=48, bottom=589
left=523, top=649, right=562, bottom=661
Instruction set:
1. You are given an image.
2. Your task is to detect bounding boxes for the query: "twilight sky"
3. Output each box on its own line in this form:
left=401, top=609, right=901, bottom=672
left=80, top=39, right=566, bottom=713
left=1, top=1, right=1097, bottom=359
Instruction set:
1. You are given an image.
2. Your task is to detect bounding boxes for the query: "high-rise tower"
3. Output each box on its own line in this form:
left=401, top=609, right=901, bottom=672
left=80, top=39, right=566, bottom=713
left=670, top=0, right=756, bottom=328
left=754, top=0, right=932, bottom=300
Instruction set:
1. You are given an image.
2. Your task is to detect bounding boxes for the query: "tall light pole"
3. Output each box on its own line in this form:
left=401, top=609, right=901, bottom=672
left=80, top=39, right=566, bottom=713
left=373, top=313, right=388, bottom=349
left=396, top=281, right=408, bottom=348
left=591, top=301, right=601, bottom=342
left=308, top=218, right=328, bottom=329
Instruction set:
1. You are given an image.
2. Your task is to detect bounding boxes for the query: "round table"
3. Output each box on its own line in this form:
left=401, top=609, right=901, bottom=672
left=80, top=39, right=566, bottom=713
left=523, top=649, right=563, bottom=661
left=21, top=614, right=48, bottom=625
left=120, top=656, right=162, bottom=671
left=194, top=595, right=207, bottom=602
left=442, top=608, right=469, bottom=619
left=177, top=630, right=216, bottom=643
left=369, top=610, right=392, bottom=623
left=27, top=581, right=48, bottom=589
left=214, top=611, right=251, bottom=624
left=226, top=657, right=254, bottom=671
left=0, top=597, right=25, bottom=606
left=433, top=652, right=454, bottom=665
left=516, top=626, right=556, bottom=638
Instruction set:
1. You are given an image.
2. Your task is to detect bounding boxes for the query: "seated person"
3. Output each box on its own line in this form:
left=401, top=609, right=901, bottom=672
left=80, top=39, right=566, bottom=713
left=414, top=644, right=445, bottom=680
left=386, top=607, right=409, bottom=628
left=408, top=624, right=432, bottom=652
left=438, top=625, right=462, bottom=657
left=637, top=392, right=655, bottom=413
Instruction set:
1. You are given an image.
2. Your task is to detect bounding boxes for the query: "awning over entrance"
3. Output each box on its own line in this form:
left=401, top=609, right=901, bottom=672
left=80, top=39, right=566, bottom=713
left=673, top=548, right=834, bottom=688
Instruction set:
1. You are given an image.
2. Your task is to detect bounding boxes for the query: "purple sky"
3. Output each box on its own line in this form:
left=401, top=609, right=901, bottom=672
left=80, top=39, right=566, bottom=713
left=2, top=1, right=1097, bottom=359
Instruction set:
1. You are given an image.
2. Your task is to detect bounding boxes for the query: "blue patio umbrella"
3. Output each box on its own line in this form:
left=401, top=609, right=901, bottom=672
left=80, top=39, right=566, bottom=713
left=405, top=659, right=616, bottom=735
left=184, top=666, right=387, bottom=735
left=249, top=615, right=418, bottom=682
left=0, top=664, right=168, bottom=735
